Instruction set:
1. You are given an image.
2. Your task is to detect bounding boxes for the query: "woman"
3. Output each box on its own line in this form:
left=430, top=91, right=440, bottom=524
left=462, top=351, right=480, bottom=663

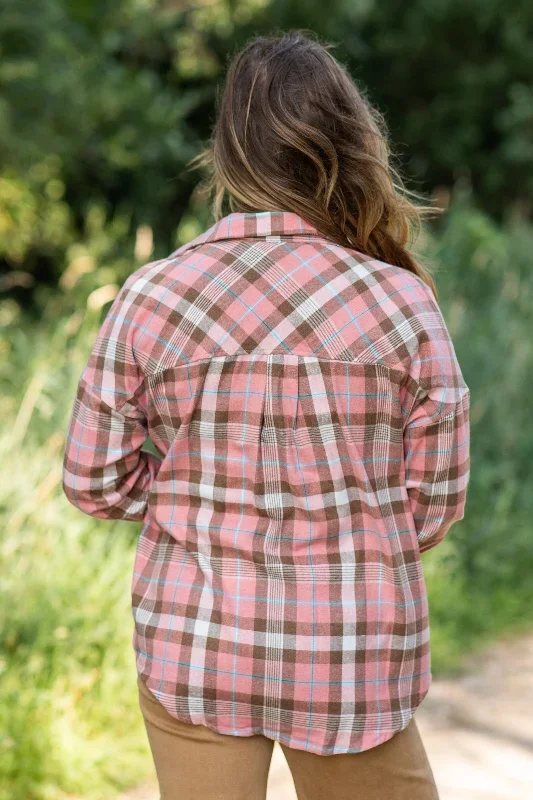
left=63, top=31, right=470, bottom=800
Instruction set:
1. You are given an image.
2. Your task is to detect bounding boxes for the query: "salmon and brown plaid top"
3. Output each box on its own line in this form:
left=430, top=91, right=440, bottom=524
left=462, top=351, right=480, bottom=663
left=62, top=210, right=470, bottom=755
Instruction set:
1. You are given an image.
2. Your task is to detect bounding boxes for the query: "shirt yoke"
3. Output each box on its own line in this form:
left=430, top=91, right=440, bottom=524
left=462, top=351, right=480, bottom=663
left=119, top=238, right=444, bottom=380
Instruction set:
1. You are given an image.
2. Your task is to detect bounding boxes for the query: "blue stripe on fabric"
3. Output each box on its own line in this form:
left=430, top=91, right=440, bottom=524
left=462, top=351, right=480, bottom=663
left=153, top=523, right=190, bottom=695
left=229, top=354, right=258, bottom=730
left=137, top=524, right=415, bottom=543
left=64, top=438, right=139, bottom=456
left=163, top=448, right=402, bottom=469
left=291, top=398, right=317, bottom=749
left=132, top=576, right=425, bottom=608
left=134, top=645, right=431, bottom=686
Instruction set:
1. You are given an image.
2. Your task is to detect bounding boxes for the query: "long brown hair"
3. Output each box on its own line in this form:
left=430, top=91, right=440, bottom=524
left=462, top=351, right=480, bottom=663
left=191, top=31, right=438, bottom=295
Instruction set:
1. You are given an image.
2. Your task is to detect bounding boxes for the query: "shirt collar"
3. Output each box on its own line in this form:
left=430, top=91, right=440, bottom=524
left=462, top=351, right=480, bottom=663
left=172, top=210, right=322, bottom=257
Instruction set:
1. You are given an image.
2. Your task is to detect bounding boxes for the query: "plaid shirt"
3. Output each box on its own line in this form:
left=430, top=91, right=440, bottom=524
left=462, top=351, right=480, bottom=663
left=63, top=210, right=470, bottom=755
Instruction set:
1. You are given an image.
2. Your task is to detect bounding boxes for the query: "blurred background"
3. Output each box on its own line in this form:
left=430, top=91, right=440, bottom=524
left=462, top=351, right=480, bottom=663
left=1, top=1, right=532, bottom=799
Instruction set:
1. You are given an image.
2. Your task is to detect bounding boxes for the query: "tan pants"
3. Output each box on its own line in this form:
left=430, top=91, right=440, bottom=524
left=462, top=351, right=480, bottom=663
left=137, top=675, right=439, bottom=800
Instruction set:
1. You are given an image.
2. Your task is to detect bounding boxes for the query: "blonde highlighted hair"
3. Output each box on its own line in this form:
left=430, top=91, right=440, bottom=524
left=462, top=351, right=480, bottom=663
left=191, top=31, right=438, bottom=295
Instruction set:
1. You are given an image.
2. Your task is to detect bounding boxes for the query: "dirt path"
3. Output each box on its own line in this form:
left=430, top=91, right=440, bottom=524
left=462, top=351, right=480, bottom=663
left=120, top=632, right=533, bottom=800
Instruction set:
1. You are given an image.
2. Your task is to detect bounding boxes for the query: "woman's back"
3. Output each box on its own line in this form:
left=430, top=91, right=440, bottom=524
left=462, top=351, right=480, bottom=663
left=62, top=208, right=470, bottom=755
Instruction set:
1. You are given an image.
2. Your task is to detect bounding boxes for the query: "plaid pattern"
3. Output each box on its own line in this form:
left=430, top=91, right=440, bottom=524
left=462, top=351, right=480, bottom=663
left=63, top=210, right=470, bottom=755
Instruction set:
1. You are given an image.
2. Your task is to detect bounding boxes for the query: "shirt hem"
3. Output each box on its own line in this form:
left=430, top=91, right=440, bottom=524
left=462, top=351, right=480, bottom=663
left=136, top=671, right=433, bottom=757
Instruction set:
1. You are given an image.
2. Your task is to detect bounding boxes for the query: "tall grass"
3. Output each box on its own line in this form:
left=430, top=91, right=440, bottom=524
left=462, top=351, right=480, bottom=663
left=1, top=203, right=532, bottom=798
left=0, top=301, right=152, bottom=800
left=421, top=202, right=533, bottom=670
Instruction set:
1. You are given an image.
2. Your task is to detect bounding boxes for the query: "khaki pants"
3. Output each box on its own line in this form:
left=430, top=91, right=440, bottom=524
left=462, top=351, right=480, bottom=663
left=137, top=675, right=439, bottom=800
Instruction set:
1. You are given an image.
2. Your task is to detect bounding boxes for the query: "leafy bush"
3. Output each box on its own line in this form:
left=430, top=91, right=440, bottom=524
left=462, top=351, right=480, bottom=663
left=422, top=200, right=533, bottom=670
left=1, top=0, right=532, bottom=301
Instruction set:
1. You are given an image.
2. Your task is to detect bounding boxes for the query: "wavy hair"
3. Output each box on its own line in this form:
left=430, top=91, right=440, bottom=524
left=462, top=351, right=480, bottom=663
left=191, top=31, right=438, bottom=295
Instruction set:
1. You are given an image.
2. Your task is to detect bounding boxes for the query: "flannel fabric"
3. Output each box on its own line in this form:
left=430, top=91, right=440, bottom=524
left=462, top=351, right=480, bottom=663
left=63, top=210, right=470, bottom=755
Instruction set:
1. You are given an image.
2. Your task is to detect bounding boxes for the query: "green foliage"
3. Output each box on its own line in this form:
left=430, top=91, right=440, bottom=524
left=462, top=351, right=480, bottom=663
left=0, top=300, right=152, bottom=800
left=268, top=0, right=533, bottom=216
left=0, top=0, right=222, bottom=292
left=1, top=0, right=532, bottom=300
left=320, top=0, right=533, bottom=219
left=421, top=201, right=533, bottom=671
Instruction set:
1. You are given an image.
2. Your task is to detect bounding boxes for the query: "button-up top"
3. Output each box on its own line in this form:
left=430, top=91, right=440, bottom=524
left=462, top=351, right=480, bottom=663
left=63, top=210, right=470, bottom=755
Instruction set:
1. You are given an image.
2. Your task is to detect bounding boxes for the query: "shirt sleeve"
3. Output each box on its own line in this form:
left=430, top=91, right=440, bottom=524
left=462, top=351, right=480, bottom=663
left=402, top=286, right=471, bottom=554
left=62, top=274, right=162, bottom=521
